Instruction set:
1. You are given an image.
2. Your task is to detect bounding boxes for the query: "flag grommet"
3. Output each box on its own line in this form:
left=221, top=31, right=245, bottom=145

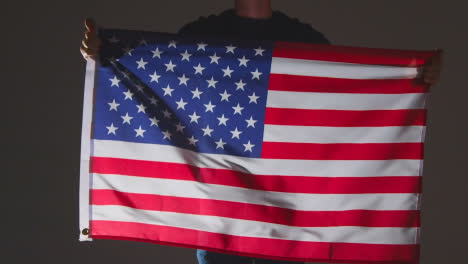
left=81, top=228, right=89, bottom=235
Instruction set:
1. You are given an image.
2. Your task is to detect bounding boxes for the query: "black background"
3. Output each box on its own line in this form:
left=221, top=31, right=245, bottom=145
left=3, top=0, right=467, bottom=263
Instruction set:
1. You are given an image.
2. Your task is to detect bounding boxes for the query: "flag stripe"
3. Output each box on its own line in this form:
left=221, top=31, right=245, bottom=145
left=273, top=41, right=434, bottom=67
left=263, top=124, right=424, bottom=143
left=261, top=142, right=423, bottom=160
left=270, top=57, right=418, bottom=80
left=93, top=173, right=419, bottom=211
left=268, top=74, right=428, bottom=94
left=91, top=157, right=422, bottom=194
left=92, top=205, right=418, bottom=244
left=264, top=108, right=427, bottom=126
left=266, top=90, right=425, bottom=110
left=92, top=189, right=420, bottom=227
left=91, top=220, right=419, bottom=263
left=93, top=139, right=421, bottom=177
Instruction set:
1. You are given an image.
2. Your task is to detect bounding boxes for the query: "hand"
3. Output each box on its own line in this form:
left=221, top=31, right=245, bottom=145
left=80, top=18, right=102, bottom=61
left=420, top=49, right=443, bottom=85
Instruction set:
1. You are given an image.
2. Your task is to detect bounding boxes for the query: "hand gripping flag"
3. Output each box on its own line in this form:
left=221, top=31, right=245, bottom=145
left=79, top=28, right=440, bottom=264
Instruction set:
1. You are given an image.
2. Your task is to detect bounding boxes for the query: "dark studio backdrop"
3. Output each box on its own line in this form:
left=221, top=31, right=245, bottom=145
left=3, top=0, right=467, bottom=263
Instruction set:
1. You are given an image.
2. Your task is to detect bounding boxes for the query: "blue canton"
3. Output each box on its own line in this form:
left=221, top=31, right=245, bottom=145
left=93, top=29, right=274, bottom=158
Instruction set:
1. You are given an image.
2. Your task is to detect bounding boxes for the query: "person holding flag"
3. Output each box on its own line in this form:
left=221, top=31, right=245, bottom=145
left=79, top=1, right=443, bottom=264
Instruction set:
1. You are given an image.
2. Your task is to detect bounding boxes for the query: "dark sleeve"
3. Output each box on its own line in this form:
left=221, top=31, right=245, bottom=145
left=304, top=28, right=331, bottom=45
left=177, top=15, right=220, bottom=37
left=288, top=18, right=331, bottom=45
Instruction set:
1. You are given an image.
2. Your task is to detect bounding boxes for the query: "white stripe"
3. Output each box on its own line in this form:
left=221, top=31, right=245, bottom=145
left=79, top=59, right=96, bottom=242
left=93, top=205, right=417, bottom=244
left=267, top=90, right=425, bottom=110
left=264, top=125, right=424, bottom=143
left=93, top=139, right=421, bottom=177
left=93, top=173, right=418, bottom=211
left=270, top=57, right=418, bottom=79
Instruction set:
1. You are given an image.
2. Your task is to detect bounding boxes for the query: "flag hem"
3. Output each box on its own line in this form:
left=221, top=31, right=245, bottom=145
left=79, top=58, right=97, bottom=241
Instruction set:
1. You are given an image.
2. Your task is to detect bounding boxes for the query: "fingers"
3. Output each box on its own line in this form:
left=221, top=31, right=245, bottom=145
left=80, top=44, right=97, bottom=61
left=81, top=17, right=102, bottom=60
left=85, top=18, right=96, bottom=33
left=421, top=61, right=442, bottom=85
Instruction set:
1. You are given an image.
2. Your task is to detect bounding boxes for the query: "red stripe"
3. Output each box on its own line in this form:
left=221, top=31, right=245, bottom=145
left=91, top=220, right=419, bottom=263
left=91, top=190, right=420, bottom=227
left=265, top=108, right=427, bottom=126
left=91, top=157, right=421, bottom=193
left=268, top=74, right=429, bottom=94
left=273, top=41, right=437, bottom=67
left=261, top=142, right=423, bottom=160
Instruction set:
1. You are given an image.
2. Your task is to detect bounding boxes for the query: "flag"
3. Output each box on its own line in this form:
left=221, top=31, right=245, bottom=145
left=79, top=28, right=439, bottom=264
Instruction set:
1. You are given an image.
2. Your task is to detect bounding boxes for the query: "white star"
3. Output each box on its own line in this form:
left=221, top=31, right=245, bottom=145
left=136, top=57, right=148, bottom=69
left=232, top=103, right=244, bottom=115
left=134, top=126, right=146, bottom=138
left=164, top=60, right=176, bottom=72
left=123, top=47, right=134, bottom=56
left=135, top=83, right=144, bottom=93
left=251, top=68, right=262, bottom=80
left=219, top=90, right=231, bottom=102
left=122, top=70, right=130, bottom=79
left=136, top=103, right=146, bottom=113
left=149, top=70, right=161, bottom=83
left=109, top=57, right=119, bottom=65
left=238, top=56, right=250, bottom=67
left=175, top=122, right=185, bottom=132
left=151, top=47, right=164, bottom=58
left=176, top=98, right=188, bottom=110
left=162, top=84, right=174, bottom=96
left=187, top=135, right=199, bottom=146
left=191, top=88, right=203, bottom=99
left=234, top=79, right=246, bottom=91
left=254, top=46, right=265, bottom=56
left=209, top=52, right=221, bottom=64
left=139, top=38, right=148, bottom=46
left=230, top=127, right=243, bottom=139
left=149, top=116, right=160, bottom=127
left=123, top=89, right=134, bottom=100
left=162, top=109, right=172, bottom=119
left=193, top=63, right=205, bottom=75
left=121, top=112, right=133, bottom=124
left=217, top=114, right=229, bottom=126
left=225, top=44, right=236, bottom=54
left=243, top=140, right=255, bottom=152
left=222, top=66, right=234, bottom=77
left=108, top=35, right=119, bottom=43
left=106, top=123, right=118, bottom=135
left=108, top=99, right=119, bottom=111
left=248, top=92, right=260, bottom=104
left=215, top=138, right=227, bottom=149
left=245, top=116, right=258, bottom=128
left=178, top=74, right=190, bottom=86
left=180, top=49, right=192, bottom=61
left=109, top=75, right=121, bottom=87
left=168, top=40, right=177, bottom=48
left=149, top=96, right=158, bottom=105
left=188, top=112, right=201, bottom=124
left=204, top=101, right=216, bottom=112
left=162, top=130, right=172, bottom=140
left=197, top=42, right=207, bottom=51
left=201, top=125, right=214, bottom=136
left=206, top=76, right=218, bottom=88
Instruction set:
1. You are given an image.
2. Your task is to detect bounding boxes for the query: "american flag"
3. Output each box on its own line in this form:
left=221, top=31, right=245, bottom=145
left=79, top=28, right=438, bottom=264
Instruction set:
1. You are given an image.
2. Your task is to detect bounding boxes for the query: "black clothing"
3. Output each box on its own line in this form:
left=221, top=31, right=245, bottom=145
left=98, top=9, right=330, bottom=64
left=177, top=9, right=330, bottom=44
